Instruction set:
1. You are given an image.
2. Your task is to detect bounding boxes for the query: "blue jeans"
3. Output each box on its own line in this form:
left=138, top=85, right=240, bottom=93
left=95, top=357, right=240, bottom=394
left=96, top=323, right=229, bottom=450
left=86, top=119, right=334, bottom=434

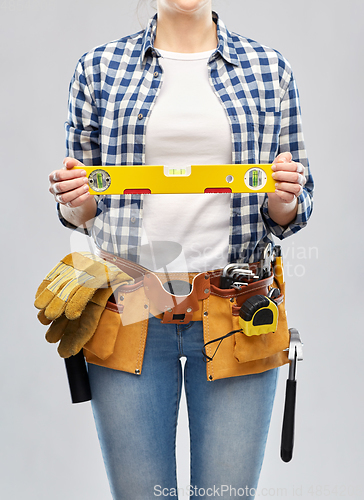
left=88, top=316, right=278, bottom=500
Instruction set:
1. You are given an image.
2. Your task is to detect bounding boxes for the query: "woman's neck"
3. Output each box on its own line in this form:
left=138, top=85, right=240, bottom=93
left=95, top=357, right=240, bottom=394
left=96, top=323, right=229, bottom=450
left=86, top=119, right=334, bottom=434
left=154, top=8, right=217, bottom=53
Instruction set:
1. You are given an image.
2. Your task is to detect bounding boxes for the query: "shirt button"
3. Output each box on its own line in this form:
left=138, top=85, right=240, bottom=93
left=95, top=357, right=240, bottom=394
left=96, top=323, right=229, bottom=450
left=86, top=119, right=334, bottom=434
left=138, top=113, right=143, bottom=120
left=131, top=217, right=136, bottom=223
left=153, top=71, right=159, bottom=78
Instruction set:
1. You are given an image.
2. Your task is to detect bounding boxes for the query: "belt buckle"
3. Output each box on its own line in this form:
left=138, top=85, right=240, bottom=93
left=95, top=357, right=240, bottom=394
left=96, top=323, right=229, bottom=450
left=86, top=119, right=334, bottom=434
left=160, top=279, right=193, bottom=324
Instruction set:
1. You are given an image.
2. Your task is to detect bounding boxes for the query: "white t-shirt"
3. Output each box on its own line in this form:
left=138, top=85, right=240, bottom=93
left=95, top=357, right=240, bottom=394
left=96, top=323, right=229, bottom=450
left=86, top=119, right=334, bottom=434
left=142, top=49, right=232, bottom=272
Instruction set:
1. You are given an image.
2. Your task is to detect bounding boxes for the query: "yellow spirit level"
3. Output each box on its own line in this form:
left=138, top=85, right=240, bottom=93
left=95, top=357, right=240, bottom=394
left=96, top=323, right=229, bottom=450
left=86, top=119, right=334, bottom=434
left=74, top=164, right=275, bottom=195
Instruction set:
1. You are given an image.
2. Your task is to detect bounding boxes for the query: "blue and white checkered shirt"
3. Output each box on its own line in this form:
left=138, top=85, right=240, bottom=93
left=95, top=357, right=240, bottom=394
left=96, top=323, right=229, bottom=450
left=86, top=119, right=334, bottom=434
left=61, top=12, right=314, bottom=264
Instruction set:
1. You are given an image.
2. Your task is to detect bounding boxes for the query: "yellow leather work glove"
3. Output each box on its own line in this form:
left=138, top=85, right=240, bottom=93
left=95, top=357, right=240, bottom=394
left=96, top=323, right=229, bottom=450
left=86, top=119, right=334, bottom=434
left=41, top=287, right=116, bottom=358
left=34, top=252, right=131, bottom=358
left=34, top=252, right=131, bottom=321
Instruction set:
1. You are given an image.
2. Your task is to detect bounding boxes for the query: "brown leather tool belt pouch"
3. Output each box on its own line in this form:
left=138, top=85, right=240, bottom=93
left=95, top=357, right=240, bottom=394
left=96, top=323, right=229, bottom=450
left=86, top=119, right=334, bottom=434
left=83, top=279, right=150, bottom=375
left=204, top=274, right=290, bottom=381
left=83, top=249, right=289, bottom=380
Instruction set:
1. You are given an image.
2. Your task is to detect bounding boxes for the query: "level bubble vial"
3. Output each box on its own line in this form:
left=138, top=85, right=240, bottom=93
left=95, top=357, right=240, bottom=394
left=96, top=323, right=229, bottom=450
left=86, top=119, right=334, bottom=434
left=244, top=167, right=267, bottom=190
left=88, top=169, right=111, bottom=193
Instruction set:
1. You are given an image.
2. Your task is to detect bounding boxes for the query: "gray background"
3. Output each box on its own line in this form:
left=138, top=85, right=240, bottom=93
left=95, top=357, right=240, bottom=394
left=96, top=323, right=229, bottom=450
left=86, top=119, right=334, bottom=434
left=1, top=0, right=363, bottom=498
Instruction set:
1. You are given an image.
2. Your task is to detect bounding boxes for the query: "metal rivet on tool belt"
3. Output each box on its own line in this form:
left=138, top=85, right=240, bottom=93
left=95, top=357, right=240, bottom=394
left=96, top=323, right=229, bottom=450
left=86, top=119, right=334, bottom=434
left=135, top=369, right=140, bottom=374
left=204, top=311, right=208, bottom=317
left=230, top=298, right=234, bottom=302
left=166, top=308, right=172, bottom=313
left=144, top=304, right=148, bottom=309
left=204, top=289, right=209, bottom=294
left=208, top=375, right=213, bottom=381
left=204, top=274, right=209, bottom=279
left=186, top=308, right=192, bottom=313
left=119, top=296, right=124, bottom=301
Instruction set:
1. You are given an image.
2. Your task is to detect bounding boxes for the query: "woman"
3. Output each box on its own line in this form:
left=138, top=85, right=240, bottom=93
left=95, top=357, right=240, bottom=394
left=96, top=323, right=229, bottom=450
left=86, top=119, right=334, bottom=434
left=49, top=1, right=313, bottom=498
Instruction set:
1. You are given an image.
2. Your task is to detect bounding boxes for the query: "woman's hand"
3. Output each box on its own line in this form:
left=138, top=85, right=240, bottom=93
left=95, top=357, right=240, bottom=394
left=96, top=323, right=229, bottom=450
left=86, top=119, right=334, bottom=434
left=49, top=158, right=91, bottom=208
left=269, top=152, right=306, bottom=204
left=267, top=152, right=306, bottom=226
left=49, top=158, right=97, bottom=228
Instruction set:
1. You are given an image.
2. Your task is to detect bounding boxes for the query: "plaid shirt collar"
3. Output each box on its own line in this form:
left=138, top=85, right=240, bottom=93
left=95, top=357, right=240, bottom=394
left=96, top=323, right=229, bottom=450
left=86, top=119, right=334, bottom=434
left=140, top=11, right=239, bottom=67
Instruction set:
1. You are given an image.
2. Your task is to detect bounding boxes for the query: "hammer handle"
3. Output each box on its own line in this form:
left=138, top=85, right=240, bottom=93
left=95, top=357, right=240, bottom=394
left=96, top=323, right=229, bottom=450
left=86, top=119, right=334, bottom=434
left=64, top=351, right=92, bottom=404
left=280, top=379, right=297, bottom=462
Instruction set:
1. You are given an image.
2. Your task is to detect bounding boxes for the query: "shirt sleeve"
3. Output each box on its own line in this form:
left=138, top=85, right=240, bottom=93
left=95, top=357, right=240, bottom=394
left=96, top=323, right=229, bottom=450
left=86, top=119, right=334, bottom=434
left=58, top=56, right=102, bottom=234
left=65, top=57, right=101, bottom=165
left=261, top=71, right=314, bottom=239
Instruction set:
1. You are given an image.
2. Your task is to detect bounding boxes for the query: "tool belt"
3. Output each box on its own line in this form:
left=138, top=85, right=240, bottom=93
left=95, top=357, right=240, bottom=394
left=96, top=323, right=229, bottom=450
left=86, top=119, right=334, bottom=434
left=83, top=247, right=290, bottom=381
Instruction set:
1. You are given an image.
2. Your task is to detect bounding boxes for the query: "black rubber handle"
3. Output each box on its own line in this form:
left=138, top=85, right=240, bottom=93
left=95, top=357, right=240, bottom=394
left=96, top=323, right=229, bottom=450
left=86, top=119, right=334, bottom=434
left=280, top=379, right=296, bottom=462
left=219, top=275, right=234, bottom=289
left=64, top=351, right=92, bottom=404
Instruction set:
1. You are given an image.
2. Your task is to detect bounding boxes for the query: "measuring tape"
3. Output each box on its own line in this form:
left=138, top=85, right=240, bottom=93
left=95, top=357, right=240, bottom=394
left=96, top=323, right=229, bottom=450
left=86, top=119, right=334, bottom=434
left=74, top=164, right=275, bottom=195
left=238, top=295, right=278, bottom=337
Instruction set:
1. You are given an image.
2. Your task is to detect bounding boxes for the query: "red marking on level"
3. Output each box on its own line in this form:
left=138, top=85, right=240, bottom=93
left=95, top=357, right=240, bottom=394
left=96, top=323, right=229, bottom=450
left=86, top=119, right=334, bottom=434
left=204, top=188, right=232, bottom=194
left=124, top=189, right=152, bottom=194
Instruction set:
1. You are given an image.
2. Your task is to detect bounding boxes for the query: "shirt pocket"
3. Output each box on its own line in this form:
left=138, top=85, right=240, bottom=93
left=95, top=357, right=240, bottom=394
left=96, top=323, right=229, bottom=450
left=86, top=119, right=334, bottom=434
left=251, top=110, right=282, bottom=164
